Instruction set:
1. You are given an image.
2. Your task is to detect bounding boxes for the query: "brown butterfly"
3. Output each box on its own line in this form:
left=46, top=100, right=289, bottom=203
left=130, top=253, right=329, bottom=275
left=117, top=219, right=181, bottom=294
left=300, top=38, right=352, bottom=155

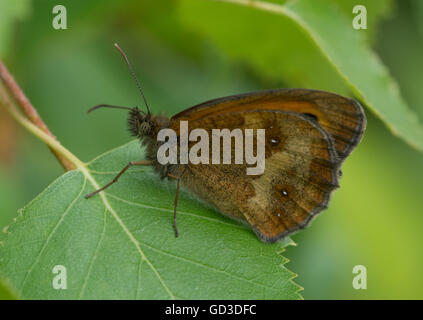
left=85, top=44, right=366, bottom=243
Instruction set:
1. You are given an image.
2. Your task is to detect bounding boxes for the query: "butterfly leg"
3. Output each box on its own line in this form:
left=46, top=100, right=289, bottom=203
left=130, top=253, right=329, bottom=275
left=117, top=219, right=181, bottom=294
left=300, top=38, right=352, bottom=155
left=85, top=160, right=153, bottom=199
left=168, top=173, right=181, bottom=238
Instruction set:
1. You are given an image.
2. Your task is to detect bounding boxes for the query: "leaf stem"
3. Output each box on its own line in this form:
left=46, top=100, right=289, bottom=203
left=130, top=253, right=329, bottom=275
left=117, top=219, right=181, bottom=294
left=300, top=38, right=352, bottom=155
left=0, top=60, right=76, bottom=170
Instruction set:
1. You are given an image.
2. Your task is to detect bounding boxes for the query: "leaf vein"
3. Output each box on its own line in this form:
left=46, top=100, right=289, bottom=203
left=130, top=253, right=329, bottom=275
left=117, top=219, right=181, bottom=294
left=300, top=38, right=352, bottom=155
left=78, top=207, right=108, bottom=299
left=106, top=193, right=247, bottom=230
left=20, top=177, right=87, bottom=292
left=139, top=241, right=287, bottom=293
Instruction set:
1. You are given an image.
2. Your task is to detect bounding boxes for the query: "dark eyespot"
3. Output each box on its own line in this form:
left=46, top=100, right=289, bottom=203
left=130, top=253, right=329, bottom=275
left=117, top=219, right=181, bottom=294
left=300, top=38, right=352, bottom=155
left=273, top=183, right=292, bottom=202
left=302, top=113, right=318, bottom=122
left=270, top=137, right=280, bottom=146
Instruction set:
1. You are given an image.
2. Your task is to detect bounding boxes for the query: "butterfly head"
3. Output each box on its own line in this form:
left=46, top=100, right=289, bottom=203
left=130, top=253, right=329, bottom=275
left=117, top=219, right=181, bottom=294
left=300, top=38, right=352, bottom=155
left=127, top=107, right=155, bottom=138
left=87, top=104, right=155, bottom=139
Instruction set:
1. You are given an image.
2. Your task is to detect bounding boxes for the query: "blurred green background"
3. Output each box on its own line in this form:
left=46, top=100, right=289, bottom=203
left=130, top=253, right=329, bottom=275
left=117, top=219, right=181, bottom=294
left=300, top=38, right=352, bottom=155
left=0, top=0, right=422, bottom=299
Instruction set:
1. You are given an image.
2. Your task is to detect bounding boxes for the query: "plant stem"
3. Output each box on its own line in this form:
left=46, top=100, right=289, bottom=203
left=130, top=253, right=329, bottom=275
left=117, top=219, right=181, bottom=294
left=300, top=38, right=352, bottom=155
left=0, top=60, right=76, bottom=171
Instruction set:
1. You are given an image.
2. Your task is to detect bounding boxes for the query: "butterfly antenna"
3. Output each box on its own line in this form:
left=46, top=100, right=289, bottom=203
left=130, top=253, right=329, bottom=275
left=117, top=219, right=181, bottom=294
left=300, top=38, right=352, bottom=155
left=87, top=104, right=134, bottom=114
left=114, top=43, right=151, bottom=115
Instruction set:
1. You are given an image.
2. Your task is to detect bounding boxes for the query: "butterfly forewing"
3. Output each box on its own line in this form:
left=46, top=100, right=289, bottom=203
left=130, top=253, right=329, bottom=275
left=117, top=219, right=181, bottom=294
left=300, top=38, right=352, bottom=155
left=172, top=88, right=366, bottom=162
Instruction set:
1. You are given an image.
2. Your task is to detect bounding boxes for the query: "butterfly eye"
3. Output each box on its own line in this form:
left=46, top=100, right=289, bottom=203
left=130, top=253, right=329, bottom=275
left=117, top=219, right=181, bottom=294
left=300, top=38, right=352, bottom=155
left=281, top=190, right=288, bottom=196
left=140, top=121, right=152, bottom=135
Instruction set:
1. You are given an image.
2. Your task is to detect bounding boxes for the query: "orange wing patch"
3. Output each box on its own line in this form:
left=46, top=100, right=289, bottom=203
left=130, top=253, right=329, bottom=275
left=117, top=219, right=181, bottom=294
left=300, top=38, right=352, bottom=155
left=173, top=88, right=366, bottom=161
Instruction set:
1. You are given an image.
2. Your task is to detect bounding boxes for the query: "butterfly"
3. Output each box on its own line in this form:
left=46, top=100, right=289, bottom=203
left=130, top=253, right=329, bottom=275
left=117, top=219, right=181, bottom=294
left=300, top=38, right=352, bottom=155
left=85, top=44, right=366, bottom=243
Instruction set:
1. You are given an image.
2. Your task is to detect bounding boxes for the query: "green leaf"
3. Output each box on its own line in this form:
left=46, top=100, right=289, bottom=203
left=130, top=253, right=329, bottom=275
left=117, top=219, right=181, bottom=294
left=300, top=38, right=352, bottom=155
left=412, top=0, right=423, bottom=39
left=0, top=141, right=301, bottom=299
left=178, top=0, right=423, bottom=151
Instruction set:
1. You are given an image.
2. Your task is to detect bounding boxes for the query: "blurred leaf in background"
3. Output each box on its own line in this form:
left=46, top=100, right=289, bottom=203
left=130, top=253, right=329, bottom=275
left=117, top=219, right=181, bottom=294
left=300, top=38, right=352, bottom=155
left=178, top=0, right=423, bottom=151
left=0, top=0, right=422, bottom=299
left=378, top=0, right=423, bottom=120
left=0, top=0, right=31, bottom=56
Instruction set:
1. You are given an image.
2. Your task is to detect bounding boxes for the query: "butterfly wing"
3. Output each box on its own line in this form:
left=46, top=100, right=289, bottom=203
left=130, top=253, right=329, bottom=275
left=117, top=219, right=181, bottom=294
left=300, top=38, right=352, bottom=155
left=169, top=109, right=341, bottom=242
left=172, top=88, right=366, bottom=161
